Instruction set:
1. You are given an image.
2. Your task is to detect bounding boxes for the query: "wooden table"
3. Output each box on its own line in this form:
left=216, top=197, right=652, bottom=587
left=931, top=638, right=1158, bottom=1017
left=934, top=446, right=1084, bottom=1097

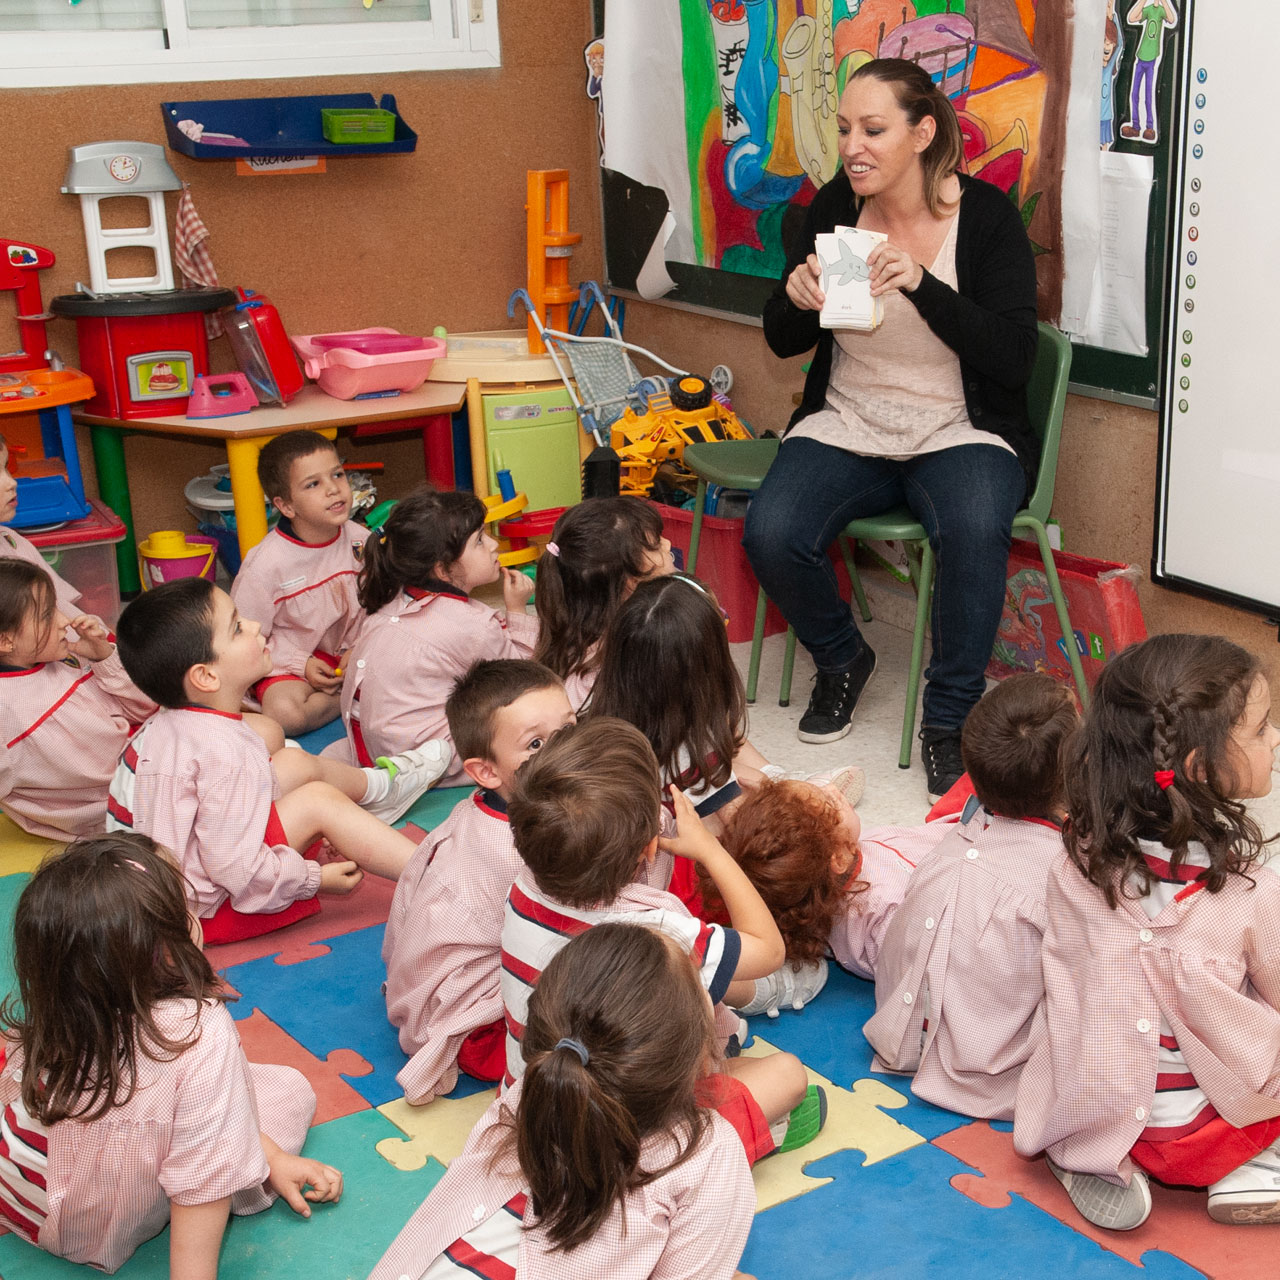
left=77, top=381, right=467, bottom=592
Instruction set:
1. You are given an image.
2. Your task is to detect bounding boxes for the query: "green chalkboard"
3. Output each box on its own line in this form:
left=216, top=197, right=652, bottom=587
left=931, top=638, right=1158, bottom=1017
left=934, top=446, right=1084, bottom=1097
left=594, top=3, right=1181, bottom=403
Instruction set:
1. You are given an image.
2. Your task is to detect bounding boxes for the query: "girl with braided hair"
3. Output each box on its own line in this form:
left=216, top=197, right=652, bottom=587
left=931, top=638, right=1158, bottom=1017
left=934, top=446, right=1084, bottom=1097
left=1014, top=634, right=1280, bottom=1232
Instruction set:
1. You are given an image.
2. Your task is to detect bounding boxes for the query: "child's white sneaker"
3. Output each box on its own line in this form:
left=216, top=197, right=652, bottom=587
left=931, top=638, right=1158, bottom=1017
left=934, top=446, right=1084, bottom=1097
left=735, top=959, right=829, bottom=1018
left=1047, top=1158, right=1151, bottom=1231
left=1207, top=1143, right=1280, bottom=1223
left=362, top=742, right=453, bottom=824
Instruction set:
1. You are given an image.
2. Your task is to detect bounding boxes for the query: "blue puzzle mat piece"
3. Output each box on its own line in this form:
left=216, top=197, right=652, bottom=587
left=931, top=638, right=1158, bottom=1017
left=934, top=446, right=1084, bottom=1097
left=223, top=924, right=406, bottom=1106
left=742, top=1140, right=1205, bottom=1280
left=0, top=1109, right=445, bottom=1278
left=744, top=962, right=972, bottom=1141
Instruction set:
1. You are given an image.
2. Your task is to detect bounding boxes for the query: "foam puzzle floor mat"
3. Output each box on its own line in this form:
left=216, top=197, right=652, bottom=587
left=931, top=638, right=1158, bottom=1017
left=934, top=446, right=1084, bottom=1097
left=0, top=747, right=1263, bottom=1279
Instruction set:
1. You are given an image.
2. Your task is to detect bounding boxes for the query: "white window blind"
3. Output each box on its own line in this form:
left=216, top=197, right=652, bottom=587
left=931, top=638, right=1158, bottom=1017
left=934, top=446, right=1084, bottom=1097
left=0, top=0, right=495, bottom=87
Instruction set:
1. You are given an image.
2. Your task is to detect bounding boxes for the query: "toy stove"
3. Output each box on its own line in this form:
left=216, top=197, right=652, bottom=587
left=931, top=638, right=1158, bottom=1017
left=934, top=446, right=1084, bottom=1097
left=0, top=237, right=94, bottom=527
left=51, top=287, right=234, bottom=419
left=51, top=141, right=233, bottom=419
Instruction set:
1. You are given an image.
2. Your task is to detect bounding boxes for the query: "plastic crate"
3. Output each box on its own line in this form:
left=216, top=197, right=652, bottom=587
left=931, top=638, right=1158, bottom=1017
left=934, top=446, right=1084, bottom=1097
left=321, top=108, right=396, bottom=144
left=25, top=499, right=127, bottom=625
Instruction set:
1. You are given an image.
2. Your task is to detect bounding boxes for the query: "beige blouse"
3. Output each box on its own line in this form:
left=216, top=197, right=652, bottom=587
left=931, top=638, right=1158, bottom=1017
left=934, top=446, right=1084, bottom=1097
left=789, top=199, right=1014, bottom=461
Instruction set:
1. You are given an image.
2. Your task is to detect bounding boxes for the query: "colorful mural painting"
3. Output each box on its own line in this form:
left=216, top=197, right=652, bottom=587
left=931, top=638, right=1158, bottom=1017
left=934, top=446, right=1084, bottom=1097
left=671, top=0, right=1064, bottom=300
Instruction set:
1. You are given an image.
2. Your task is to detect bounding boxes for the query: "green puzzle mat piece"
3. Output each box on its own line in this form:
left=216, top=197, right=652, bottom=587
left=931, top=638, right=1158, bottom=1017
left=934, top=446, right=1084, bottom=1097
left=0, top=1108, right=444, bottom=1279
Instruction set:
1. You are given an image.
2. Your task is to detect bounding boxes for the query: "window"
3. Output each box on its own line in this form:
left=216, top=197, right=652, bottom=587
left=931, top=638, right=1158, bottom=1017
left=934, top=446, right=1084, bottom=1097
left=0, top=0, right=498, bottom=88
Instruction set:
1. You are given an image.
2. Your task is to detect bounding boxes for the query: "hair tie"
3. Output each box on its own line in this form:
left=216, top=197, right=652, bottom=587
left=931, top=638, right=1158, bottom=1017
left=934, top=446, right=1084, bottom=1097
left=546, top=541, right=560, bottom=558
left=379, top=533, right=387, bottom=545
left=554, top=1037, right=589, bottom=1066
left=1154, top=769, right=1176, bottom=790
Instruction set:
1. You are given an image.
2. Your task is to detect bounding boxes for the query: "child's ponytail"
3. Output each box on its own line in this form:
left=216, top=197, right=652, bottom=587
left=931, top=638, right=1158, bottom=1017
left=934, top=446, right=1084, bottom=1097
left=533, top=497, right=666, bottom=681
left=510, top=923, right=715, bottom=1250
left=358, top=488, right=486, bottom=614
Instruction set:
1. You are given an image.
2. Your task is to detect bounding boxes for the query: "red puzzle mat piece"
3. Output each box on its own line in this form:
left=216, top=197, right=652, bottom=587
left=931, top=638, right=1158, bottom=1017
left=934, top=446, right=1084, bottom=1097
left=938, top=1121, right=1277, bottom=1278
left=206, top=871, right=397, bottom=968
left=236, top=1007, right=373, bottom=1126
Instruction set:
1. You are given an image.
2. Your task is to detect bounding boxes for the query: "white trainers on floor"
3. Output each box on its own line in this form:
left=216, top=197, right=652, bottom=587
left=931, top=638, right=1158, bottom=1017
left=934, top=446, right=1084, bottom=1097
left=735, top=959, right=829, bottom=1018
left=362, top=741, right=453, bottom=825
left=1208, top=1143, right=1280, bottom=1223
left=1047, top=1158, right=1152, bottom=1231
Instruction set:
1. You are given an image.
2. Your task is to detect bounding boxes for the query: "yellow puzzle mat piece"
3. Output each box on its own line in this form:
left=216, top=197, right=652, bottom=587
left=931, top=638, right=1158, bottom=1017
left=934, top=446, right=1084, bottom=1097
left=375, top=1037, right=926, bottom=1216
left=742, top=1035, right=926, bottom=1212
left=0, top=812, right=62, bottom=878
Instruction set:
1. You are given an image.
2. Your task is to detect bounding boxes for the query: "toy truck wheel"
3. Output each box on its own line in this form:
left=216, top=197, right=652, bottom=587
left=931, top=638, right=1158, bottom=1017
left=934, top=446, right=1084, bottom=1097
left=709, top=364, right=733, bottom=395
left=669, top=375, right=713, bottom=410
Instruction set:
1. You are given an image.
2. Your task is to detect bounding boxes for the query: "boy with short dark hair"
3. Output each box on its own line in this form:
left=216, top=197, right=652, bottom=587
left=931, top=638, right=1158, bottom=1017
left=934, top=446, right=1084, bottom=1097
left=384, top=659, right=576, bottom=1103
left=231, top=430, right=368, bottom=735
left=109, top=578, right=449, bottom=944
left=502, top=717, right=825, bottom=1162
left=864, top=673, right=1079, bottom=1120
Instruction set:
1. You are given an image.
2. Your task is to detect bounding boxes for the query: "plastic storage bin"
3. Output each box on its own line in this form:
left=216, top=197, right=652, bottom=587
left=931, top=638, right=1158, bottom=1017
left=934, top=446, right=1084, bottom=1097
left=321, top=108, right=396, bottom=144
left=24, top=499, right=127, bottom=625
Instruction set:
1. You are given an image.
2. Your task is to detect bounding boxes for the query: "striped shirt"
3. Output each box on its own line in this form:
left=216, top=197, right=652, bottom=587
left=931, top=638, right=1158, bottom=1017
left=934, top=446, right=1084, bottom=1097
left=422, top=1192, right=526, bottom=1280
left=1131, top=843, right=1216, bottom=1141
left=0, top=1087, right=49, bottom=1243
left=500, top=875, right=741, bottom=1088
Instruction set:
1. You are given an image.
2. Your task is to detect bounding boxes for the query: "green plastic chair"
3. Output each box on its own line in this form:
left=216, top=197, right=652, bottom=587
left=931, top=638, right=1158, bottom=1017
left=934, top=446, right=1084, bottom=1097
left=685, top=322, right=1088, bottom=767
left=684, top=438, right=871, bottom=703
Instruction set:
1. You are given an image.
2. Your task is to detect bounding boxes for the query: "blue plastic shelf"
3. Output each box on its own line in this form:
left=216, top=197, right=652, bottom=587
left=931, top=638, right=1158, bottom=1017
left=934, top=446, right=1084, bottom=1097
left=160, top=92, right=417, bottom=160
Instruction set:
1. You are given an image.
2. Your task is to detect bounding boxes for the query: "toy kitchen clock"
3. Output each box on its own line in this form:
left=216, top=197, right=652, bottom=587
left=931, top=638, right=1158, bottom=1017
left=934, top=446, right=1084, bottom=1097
left=51, top=142, right=233, bottom=420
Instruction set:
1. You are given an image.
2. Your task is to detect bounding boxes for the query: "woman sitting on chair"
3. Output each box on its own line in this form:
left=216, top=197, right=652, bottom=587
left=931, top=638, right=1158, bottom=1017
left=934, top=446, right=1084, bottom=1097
left=743, top=57, right=1039, bottom=801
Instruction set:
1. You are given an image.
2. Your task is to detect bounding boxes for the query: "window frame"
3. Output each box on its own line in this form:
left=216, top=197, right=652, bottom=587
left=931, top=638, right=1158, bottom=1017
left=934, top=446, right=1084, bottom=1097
left=0, top=0, right=498, bottom=89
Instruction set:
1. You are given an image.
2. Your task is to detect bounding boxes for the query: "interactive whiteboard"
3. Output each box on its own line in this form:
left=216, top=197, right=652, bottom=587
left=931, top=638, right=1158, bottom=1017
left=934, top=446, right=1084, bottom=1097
left=1155, top=0, right=1280, bottom=617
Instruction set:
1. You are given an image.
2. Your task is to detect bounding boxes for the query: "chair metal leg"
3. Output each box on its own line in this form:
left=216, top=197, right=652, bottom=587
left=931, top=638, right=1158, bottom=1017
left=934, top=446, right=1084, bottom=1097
left=839, top=535, right=872, bottom=623
left=1021, top=518, right=1090, bottom=709
left=780, top=625, right=797, bottom=706
left=746, top=586, right=768, bottom=703
left=687, top=480, right=708, bottom=576
left=899, top=542, right=934, bottom=769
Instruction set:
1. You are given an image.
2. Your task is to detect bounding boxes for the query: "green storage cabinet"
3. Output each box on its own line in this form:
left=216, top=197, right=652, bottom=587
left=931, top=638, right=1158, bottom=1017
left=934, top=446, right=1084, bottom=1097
left=483, top=385, right=581, bottom=511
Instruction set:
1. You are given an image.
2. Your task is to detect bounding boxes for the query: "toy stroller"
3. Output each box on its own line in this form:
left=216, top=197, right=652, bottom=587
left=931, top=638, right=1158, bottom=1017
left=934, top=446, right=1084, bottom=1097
left=508, top=284, right=751, bottom=499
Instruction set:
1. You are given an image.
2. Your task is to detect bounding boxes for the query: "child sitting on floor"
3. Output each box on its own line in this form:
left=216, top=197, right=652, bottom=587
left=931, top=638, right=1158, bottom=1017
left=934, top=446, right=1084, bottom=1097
left=384, top=658, right=575, bottom=1103
left=108, top=578, right=449, bottom=945
left=863, top=673, right=1078, bottom=1120
left=230, top=430, right=369, bottom=736
left=370, top=924, right=755, bottom=1280
left=502, top=717, right=824, bottom=1163
left=0, top=834, right=342, bottom=1273
left=0, top=558, right=154, bottom=840
left=1016, top=635, right=1280, bottom=1232
left=531, top=496, right=675, bottom=710
left=0, top=432, right=81, bottom=617
left=340, top=488, right=538, bottom=783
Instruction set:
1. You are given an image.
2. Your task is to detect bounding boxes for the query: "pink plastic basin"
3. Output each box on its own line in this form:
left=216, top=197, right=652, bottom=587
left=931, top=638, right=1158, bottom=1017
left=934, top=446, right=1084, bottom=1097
left=289, top=328, right=445, bottom=400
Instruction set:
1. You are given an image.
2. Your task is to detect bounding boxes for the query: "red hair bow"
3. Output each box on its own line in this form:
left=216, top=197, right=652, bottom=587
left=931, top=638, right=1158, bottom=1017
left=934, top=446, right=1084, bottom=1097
left=1154, top=769, right=1176, bottom=790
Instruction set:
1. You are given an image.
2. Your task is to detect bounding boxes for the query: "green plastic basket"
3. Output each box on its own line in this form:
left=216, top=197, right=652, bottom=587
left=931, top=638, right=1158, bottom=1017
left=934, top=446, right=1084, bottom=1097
left=321, top=107, right=396, bottom=144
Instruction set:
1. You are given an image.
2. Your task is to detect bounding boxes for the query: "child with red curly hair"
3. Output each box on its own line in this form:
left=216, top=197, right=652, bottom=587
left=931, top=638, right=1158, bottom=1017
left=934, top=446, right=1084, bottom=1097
left=706, top=774, right=929, bottom=1017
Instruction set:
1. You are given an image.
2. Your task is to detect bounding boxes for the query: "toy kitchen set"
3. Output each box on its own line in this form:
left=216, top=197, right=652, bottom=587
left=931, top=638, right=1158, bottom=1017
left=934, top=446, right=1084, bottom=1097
left=49, top=141, right=233, bottom=420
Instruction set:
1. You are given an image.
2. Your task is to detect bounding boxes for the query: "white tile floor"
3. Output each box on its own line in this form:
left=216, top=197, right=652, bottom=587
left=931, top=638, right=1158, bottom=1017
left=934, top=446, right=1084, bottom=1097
left=735, top=615, right=1280, bottom=836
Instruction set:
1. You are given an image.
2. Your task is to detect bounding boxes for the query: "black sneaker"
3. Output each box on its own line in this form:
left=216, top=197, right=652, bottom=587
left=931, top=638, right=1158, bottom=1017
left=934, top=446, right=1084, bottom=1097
left=920, top=725, right=965, bottom=801
left=797, top=645, right=877, bottom=743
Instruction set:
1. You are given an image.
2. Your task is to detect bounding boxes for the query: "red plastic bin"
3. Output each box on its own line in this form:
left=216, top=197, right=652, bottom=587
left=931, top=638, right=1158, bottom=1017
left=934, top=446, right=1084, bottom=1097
left=24, top=499, right=127, bottom=625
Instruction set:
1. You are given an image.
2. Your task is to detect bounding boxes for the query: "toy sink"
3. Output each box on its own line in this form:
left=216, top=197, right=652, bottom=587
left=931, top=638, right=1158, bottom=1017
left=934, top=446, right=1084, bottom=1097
left=290, top=327, right=445, bottom=400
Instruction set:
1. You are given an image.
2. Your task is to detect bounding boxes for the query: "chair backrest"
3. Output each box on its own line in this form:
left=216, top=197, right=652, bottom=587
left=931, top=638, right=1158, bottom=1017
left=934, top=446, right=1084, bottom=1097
left=1022, top=321, right=1072, bottom=523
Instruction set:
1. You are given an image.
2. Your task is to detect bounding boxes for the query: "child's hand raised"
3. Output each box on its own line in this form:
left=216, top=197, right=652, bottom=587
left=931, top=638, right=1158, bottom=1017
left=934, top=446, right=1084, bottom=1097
left=658, top=785, right=728, bottom=866
left=266, top=1149, right=343, bottom=1218
left=501, top=566, right=535, bottom=613
left=319, top=861, right=363, bottom=894
left=68, top=614, right=113, bottom=661
left=304, top=654, right=343, bottom=694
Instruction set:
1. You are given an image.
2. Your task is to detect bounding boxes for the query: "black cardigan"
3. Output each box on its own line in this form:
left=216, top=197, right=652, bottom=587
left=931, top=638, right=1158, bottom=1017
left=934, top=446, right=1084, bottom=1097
left=762, top=172, right=1040, bottom=490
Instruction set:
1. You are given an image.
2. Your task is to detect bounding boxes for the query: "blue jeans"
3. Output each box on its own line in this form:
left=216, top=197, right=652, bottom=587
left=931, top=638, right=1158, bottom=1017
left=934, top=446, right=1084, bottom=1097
left=742, top=437, right=1026, bottom=731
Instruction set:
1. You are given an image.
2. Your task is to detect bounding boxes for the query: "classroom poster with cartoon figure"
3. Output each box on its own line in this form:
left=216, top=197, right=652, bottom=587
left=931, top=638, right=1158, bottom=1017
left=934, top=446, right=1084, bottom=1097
left=601, top=0, right=1072, bottom=317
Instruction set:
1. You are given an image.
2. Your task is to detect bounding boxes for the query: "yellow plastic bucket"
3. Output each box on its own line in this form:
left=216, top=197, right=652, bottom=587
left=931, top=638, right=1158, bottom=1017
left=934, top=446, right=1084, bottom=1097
left=137, top=530, right=218, bottom=591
